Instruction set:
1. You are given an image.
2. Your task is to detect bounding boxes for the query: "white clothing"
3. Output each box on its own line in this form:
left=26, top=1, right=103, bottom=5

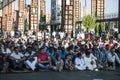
left=107, top=52, right=120, bottom=64
left=3, top=31, right=7, bottom=38
left=24, top=51, right=36, bottom=57
left=10, top=52, right=24, bottom=59
left=84, top=55, right=97, bottom=70
left=2, top=48, right=11, bottom=54
left=24, top=51, right=38, bottom=70
left=75, top=57, right=86, bottom=70
left=25, top=57, right=37, bottom=70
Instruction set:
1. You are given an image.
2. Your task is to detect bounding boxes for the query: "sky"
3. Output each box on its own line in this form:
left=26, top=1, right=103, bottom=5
left=24, top=0, right=118, bottom=16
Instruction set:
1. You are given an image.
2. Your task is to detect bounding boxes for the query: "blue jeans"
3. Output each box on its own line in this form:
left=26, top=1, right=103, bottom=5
left=37, top=63, right=50, bottom=70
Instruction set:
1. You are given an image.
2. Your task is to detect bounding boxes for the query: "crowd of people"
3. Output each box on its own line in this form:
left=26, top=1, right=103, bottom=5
left=0, top=30, right=120, bottom=73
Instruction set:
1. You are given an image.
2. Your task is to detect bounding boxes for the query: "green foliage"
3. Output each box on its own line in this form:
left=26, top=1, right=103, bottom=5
left=99, top=22, right=105, bottom=33
left=101, top=22, right=105, bottom=32
left=82, top=15, right=96, bottom=32
left=41, top=15, right=46, bottom=22
left=95, top=23, right=99, bottom=36
left=109, top=22, right=113, bottom=29
left=26, top=22, right=29, bottom=30
left=12, top=25, right=14, bottom=31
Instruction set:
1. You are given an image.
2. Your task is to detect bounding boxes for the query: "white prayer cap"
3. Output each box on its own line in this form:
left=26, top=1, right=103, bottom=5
left=81, top=41, right=85, bottom=45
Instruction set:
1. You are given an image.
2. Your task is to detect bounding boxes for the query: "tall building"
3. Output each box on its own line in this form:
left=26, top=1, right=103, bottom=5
left=18, top=0, right=25, bottom=32
left=75, top=0, right=81, bottom=20
left=40, top=0, right=46, bottom=22
left=2, top=0, right=13, bottom=32
left=91, top=0, right=105, bottom=18
left=30, top=0, right=38, bottom=31
left=51, top=0, right=62, bottom=31
left=62, top=0, right=80, bottom=37
left=83, top=0, right=86, bottom=17
left=46, top=0, right=51, bottom=24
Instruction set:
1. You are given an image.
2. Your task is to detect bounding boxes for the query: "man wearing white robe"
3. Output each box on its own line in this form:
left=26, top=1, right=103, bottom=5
left=84, top=51, right=98, bottom=71
left=75, top=53, right=86, bottom=70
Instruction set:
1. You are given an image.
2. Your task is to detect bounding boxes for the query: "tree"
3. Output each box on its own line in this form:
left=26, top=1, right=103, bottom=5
left=99, top=22, right=105, bottom=34
left=41, top=15, right=46, bottom=22
left=109, top=22, right=113, bottom=29
left=82, top=15, right=96, bottom=32
left=95, top=23, right=99, bottom=36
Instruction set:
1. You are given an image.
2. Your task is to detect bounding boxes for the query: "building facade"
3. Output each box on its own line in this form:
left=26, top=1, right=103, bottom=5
left=62, top=0, right=81, bottom=37
left=51, top=0, right=62, bottom=31
left=30, top=0, right=38, bottom=31
left=18, top=0, right=25, bottom=32
left=40, top=0, right=46, bottom=22
left=83, top=0, right=86, bottom=17
left=2, top=0, right=13, bottom=32
left=75, top=0, right=81, bottom=20
left=91, top=0, right=105, bottom=18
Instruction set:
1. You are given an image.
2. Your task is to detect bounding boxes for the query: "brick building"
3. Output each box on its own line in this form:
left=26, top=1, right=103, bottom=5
left=30, top=0, right=38, bottom=31
left=2, top=1, right=13, bottom=32
left=61, top=0, right=81, bottom=37
left=91, top=0, right=105, bottom=18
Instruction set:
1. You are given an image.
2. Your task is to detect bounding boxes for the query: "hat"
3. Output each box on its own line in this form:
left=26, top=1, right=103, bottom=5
left=81, top=41, right=85, bottom=45
left=49, top=44, right=53, bottom=47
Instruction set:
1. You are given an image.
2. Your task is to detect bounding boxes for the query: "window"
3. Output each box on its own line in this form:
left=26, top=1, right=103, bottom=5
left=69, top=6, right=73, bottom=10
left=66, top=0, right=70, bottom=5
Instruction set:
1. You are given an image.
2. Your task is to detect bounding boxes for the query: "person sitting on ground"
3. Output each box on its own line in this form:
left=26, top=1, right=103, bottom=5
left=55, top=54, right=64, bottom=72
left=9, top=47, right=26, bottom=70
left=24, top=47, right=38, bottom=71
left=107, top=47, right=120, bottom=70
left=46, top=44, right=56, bottom=64
left=94, top=45, right=108, bottom=69
left=84, top=50, right=98, bottom=71
left=58, top=47, right=67, bottom=60
left=74, top=52, right=86, bottom=70
left=0, top=49, right=9, bottom=73
left=64, top=54, right=74, bottom=71
left=37, top=47, right=55, bottom=70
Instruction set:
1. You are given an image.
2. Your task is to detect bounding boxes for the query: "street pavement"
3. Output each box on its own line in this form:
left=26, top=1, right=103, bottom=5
left=0, top=70, right=120, bottom=80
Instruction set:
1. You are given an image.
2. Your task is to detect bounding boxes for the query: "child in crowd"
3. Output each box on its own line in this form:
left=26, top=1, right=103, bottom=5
left=64, top=54, right=74, bottom=71
left=55, top=54, right=64, bottom=72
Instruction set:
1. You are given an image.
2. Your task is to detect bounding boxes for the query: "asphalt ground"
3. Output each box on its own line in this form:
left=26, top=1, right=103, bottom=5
left=0, top=70, right=120, bottom=80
